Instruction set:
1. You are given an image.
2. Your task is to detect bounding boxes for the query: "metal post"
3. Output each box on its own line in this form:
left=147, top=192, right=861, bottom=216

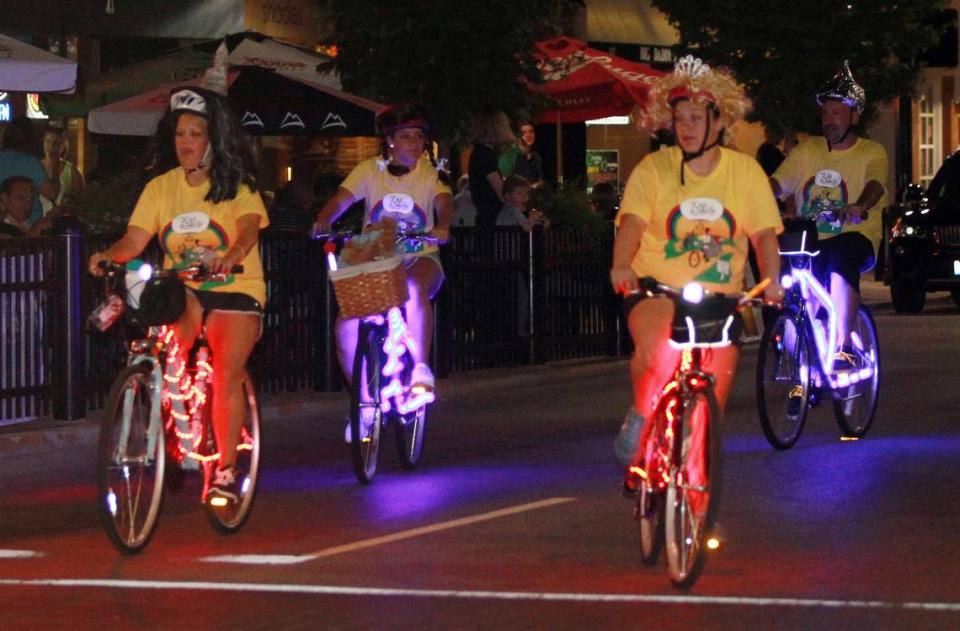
left=53, top=222, right=86, bottom=420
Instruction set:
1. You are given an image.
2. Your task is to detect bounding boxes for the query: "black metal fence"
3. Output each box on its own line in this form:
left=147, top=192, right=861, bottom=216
left=0, top=224, right=623, bottom=423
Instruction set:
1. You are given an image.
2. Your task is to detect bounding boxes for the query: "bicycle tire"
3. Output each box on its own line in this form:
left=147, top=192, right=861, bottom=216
left=665, top=386, right=721, bottom=589
left=832, top=305, right=880, bottom=437
left=636, top=395, right=671, bottom=566
left=395, top=351, right=428, bottom=469
left=205, top=371, right=262, bottom=533
left=98, top=362, right=165, bottom=554
left=756, top=313, right=812, bottom=450
left=350, top=323, right=383, bottom=484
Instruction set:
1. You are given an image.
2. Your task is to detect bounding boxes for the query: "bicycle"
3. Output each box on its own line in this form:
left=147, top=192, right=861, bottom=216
left=91, top=260, right=261, bottom=553
left=630, top=276, right=768, bottom=589
left=318, top=229, right=440, bottom=484
left=755, top=220, right=880, bottom=449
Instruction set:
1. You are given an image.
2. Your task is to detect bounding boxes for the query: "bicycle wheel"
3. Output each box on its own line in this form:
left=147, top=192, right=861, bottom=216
left=756, top=313, right=812, bottom=450
left=833, top=305, right=880, bottom=437
left=395, top=353, right=428, bottom=469
left=205, top=371, right=262, bottom=533
left=665, top=387, right=721, bottom=589
left=636, top=396, right=670, bottom=566
left=351, top=323, right=383, bottom=484
left=98, top=362, right=165, bottom=554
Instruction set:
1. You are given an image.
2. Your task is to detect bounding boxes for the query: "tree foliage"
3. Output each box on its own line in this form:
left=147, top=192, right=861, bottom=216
left=323, top=0, right=583, bottom=142
left=650, top=0, right=949, bottom=135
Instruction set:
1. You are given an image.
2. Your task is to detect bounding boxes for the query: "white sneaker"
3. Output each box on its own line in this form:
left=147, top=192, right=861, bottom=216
left=410, top=363, right=435, bottom=393
left=344, top=407, right=376, bottom=444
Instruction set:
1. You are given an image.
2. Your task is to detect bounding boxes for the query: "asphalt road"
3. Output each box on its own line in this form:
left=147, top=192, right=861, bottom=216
left=2, top=283, right=960, bottom=630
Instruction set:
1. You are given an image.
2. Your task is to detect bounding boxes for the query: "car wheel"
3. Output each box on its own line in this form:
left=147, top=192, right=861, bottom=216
left=891, top=278, right=925, bottom=313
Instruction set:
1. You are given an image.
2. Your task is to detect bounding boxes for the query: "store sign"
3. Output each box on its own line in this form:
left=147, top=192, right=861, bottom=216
left=244, top=0, right=327, bottom=46
left=26, top=93, right=47, bottom=120
left=637, top=45, right=675, bottom=65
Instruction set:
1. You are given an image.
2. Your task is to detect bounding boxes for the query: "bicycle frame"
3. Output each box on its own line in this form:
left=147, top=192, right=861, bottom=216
left=781, top=255, right=875, bottom=390
left=361, top=306, right=435, bottom=416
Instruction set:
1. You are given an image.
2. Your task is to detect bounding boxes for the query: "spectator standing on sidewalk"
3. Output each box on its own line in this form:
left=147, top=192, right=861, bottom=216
left=40, top=127, right=83, bottom=215
left=468, top=110, right=514, bottom=229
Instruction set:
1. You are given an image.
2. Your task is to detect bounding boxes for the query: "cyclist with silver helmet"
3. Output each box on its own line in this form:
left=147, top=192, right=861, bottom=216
left=770, top=61, right=888, bottom=372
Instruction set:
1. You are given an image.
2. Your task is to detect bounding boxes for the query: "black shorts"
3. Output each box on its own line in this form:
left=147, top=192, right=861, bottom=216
left=810, top=232, right=875, bottom=292
left=621, top=292, right=744, bottom=348
left=191, top=289, right=263, bottom=318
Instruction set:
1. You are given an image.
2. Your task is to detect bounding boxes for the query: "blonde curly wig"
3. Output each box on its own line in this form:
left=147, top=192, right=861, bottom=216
left=639, top=56, right=751, bottom=134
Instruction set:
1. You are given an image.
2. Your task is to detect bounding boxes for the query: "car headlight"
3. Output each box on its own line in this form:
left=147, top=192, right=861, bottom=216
left=891, top=224, right=928, bottom=239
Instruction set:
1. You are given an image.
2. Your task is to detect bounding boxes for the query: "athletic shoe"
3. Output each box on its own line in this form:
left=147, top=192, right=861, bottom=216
left=410, top=362, right=435, bottom=393
left=343, top=406, right=376, bottom=444
left=614, top=407, right=645, bottom=466
left=207, top=466, right=241, bottom=504
left=786, top=384, right=805, bottom=417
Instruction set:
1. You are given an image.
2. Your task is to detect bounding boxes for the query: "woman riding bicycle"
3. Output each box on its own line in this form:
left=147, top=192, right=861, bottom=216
left=88, top=65, right=268, bottom=504
left=609, top=55, right=784, bottom=469
left=314, top=103, right=453, bottom=442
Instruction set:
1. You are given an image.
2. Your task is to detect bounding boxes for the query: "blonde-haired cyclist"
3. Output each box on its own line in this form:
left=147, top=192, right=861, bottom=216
left=610, top=56, right=784, bottom=477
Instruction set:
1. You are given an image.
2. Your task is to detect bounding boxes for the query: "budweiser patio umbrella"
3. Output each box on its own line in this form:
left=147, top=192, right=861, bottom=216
left=531, top=36, right=664, bottom=182
left=0, top=33, right=77, bottom=92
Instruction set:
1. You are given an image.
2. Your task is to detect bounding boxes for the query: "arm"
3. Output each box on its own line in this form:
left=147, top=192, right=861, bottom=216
left=37, top=177, right=59, bottom=205
left=749, top=227, right=785, bottom=305
left=486, top=170, right=504, bottom=203
left=431, top=192, right=454, bottom=242
left=212, top=213, right=262, bottom=274
left=314, top=186, right=356, bottom=232
left=610, top=214, right=646, bottom=295
left=841, top=180, right=885, bottom=223
left=87, top=226, right=153, bottom=276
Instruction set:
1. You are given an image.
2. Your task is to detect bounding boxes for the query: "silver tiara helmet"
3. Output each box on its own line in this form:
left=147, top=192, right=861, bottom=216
left=816, top=60, right=865, bottom=113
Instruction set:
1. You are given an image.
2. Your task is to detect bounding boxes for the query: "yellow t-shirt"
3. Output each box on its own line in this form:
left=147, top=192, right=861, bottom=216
left=341, top=156, right=452, bottom=254
left=128, top=167, right=270, bottom=305
left=618, top=146, right=783, bottom=294
left=772, top=136, right=888, bottom=247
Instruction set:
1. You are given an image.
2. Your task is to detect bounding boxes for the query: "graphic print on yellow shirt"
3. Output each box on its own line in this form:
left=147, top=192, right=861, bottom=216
left=799, top=169, right=849, bottom=236
left=159, top=211, right=234, bottom=291
left=664, top=196, right=737, bottom=285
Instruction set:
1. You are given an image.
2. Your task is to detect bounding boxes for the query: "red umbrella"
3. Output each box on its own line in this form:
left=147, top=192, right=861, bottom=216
left=531, top=37, right=665, bottom=182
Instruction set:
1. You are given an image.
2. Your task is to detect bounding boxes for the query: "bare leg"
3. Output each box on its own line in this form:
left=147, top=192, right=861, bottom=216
left=403, top=257, right=443, bottom=366
left=831, top=272, right=857, bottom=347
left=336, top=316, right=359, bottom=386
left=205, top=312, right=260, bottom=469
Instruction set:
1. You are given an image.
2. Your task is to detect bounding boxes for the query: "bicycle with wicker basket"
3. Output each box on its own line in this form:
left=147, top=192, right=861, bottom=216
left=320, top=229, right=439, bottom=484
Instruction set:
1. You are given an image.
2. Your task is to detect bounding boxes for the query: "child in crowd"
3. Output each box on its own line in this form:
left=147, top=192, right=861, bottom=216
left=495, top=175, right=548, bottom=231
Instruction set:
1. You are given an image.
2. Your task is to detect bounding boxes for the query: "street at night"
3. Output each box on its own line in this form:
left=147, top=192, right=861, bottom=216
left=2, top=283, right=959, bottom=629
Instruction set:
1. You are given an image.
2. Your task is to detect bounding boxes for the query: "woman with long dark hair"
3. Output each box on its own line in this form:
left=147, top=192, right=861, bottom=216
left=88, top=82, right=269, bottom=504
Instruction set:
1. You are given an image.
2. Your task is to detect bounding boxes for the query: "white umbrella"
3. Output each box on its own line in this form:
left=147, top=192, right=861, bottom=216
left=0, top=34, right=77, bottom=92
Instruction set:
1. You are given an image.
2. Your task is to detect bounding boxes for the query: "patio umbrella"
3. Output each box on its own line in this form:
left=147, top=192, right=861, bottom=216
left=0, top=33, right=77, bottom=92
left=43, top=31, right=332, bottom=118
left=531, top=36, right=664, bottom=182
left=88, top=66, right=386, bottom=136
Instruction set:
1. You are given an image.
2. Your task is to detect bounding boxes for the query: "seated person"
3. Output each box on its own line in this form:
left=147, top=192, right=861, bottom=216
left=1, top=176, right=52, bottom=236
left=495, top=175, right=548, bottom=231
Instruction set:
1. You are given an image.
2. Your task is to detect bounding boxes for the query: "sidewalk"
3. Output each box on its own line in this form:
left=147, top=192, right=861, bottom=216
left=0, top=357, right=627, bottom=457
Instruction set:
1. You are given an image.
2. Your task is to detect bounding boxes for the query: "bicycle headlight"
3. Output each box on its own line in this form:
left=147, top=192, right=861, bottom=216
left=682, top=282, right=705, bottom=305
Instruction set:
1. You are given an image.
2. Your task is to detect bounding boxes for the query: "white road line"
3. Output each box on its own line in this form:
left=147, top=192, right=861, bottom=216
left=0, top=578, right=958, bottom=612
left=201, top=497, right=576, bottom=566
left=0, top=549, right=44, bottom=559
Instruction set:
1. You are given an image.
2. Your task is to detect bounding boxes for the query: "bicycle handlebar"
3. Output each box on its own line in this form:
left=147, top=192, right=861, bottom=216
left=634, top=276, right=771, bottom=309
left=97, top=260, right=244, bottom=281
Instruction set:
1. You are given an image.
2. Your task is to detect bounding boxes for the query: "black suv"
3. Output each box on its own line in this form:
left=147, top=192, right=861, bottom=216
left=887, top=150, right=960, bottom=313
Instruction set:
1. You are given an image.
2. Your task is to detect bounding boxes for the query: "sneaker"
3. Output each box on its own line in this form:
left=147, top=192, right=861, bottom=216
left=786, top=384, right=804, bottom=417
left=833, top=346, right=860, bottom=372
left=614, top=408, right=645, bottom=466
left=207, top=466, right=241, bottom=504
left=343, top=407, right=376, bottom=444
left=410, top=362, right=435, bottom=394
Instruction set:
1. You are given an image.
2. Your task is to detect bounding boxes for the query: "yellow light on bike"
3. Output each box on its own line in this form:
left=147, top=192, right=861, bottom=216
left=629, top=465, right=648, bottom=480
left=706, top=537, right=721, bottom=550
left=840, top=436, right=859, bottom=441
left=209, top=496, right=229, bottom=508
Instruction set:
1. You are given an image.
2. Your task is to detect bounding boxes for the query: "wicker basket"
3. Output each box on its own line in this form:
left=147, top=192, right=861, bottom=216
left=329, top=255, right=409, bottom=318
